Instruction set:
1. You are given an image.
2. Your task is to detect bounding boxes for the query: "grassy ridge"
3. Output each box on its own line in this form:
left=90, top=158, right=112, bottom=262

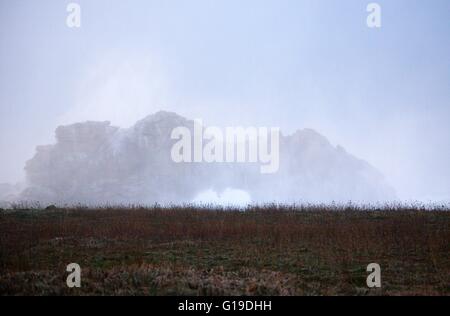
left=0, top=205, right=449, bottom=295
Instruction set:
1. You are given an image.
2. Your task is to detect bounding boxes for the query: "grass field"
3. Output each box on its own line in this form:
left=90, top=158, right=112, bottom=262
left=0, top=205, right=449, bottom=296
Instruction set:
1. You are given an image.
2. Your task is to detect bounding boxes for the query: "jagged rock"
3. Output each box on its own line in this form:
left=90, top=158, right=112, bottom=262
left=20, top=111, right=396, bottom=205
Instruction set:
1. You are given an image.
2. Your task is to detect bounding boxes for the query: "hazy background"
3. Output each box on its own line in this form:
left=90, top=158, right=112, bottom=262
left=0, top=0, right=449, bottom=202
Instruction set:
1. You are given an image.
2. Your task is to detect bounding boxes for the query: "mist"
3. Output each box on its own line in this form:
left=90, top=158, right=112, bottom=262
left=1, top=0, right=449, bottom=204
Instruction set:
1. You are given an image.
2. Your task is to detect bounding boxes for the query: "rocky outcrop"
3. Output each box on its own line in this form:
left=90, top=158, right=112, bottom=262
left=20, top=111, right=395, bottom=205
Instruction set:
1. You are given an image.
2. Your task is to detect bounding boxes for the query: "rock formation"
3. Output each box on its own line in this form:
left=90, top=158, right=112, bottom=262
left=19, top=111, right=396, bottom=205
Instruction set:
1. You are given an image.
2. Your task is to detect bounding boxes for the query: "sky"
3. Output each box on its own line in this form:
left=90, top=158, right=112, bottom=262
left=0, top=0, right=449, bottom=201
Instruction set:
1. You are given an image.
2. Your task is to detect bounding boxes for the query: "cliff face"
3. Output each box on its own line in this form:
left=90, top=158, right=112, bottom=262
left=20, top=111, right=396, bottom=205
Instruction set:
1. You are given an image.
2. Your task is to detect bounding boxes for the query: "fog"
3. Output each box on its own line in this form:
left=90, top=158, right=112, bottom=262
left=0, top=1, right=449, bottom=204
left=14, top=111, right=394, bottom=205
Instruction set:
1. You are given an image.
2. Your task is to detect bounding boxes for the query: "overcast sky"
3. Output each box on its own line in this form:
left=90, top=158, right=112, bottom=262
left=0, top=0, right=449, bottom=201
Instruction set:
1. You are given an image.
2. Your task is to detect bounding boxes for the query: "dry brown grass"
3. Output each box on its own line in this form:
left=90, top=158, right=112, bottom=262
left=0, top=205, right=449, bottom=295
